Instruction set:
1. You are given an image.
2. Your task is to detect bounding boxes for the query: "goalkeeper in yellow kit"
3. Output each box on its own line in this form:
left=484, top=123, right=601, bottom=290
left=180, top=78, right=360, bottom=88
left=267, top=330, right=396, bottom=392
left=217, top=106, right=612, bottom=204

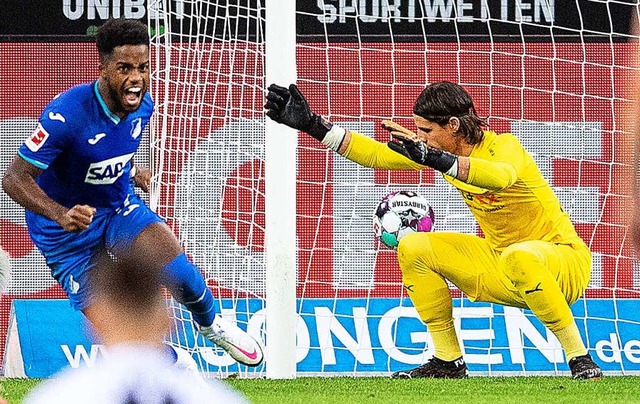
left=265, top=81, right=602, bottom=380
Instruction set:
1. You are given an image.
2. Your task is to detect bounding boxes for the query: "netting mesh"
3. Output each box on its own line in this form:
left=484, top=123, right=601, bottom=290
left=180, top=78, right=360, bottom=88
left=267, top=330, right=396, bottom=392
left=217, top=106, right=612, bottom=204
left=296, top=41, right=636, bottom=298
left=1, top=0, right=640, bottom=376
left=148, top=1, right=268, bottom=375
left=147, top=1, right=640, bottom=375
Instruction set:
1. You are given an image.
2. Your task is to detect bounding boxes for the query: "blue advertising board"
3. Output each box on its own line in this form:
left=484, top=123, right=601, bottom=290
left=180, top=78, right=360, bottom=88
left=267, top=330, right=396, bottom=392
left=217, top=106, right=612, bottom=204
left=6, top=298, right=640, bottom=377
left=5, top=300, right=95, bottom=378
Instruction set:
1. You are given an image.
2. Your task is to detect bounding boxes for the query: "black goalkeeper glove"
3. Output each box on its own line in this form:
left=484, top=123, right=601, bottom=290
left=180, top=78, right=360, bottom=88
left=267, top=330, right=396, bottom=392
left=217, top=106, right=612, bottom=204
left=382, top=120, right=458, bottom=175
left=265, top=83, right=333, bottom=141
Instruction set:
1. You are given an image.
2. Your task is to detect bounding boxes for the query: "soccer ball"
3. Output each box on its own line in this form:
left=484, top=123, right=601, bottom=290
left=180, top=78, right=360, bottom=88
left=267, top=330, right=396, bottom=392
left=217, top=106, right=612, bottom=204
left=373, top=190, right=435, bottom=250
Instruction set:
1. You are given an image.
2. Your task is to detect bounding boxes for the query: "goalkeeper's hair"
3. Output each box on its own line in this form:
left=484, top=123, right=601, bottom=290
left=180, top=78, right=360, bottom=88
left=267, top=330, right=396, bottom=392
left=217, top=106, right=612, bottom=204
left=413, top=81, right=486, bottom=145
left=96, top=18, right=149, bottom=62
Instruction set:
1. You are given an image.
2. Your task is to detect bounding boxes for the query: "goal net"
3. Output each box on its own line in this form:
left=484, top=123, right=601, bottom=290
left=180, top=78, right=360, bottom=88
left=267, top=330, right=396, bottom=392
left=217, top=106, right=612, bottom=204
left=149, top=0, right=640, bottom=377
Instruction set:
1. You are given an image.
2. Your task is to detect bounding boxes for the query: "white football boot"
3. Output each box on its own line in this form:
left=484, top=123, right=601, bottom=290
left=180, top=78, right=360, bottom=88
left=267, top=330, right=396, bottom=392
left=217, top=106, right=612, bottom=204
left=196, top=315, right=264, bottom=366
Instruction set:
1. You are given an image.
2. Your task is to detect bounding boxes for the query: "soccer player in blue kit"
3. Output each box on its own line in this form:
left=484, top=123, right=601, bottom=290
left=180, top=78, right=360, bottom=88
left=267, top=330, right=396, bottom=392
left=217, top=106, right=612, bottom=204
left=1, top=18, right=263, bottom=367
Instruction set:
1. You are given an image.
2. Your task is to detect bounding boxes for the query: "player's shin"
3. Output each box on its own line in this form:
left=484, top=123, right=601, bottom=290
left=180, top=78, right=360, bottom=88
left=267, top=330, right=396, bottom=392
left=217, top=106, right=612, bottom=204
left=391, top=270, right=467, bottom=379
left=398, top=253, right=462, bottom=361
left=161, top=253, right=264, bottom=366
left=501, top=249, right=589, bottom=361
left=161, top=253, right=215, bottom=327
left=519, top=280, right=589, bottom=362
left=409, top=281, right=463, bottom=362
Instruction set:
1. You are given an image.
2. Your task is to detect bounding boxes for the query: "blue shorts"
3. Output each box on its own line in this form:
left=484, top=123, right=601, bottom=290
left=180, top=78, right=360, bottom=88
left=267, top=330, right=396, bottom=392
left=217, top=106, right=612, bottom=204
left=26, top=194, right=164, bottom=310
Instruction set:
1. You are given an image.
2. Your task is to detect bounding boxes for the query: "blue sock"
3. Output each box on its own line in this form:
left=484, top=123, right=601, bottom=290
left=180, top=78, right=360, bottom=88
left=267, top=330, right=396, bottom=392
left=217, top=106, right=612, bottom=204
left=161, top=253, right=215, bottom=327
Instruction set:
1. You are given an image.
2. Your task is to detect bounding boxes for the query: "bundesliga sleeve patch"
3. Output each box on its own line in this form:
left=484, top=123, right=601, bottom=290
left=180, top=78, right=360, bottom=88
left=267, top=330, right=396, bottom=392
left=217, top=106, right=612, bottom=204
left=25, top=124, right=50, bottom=152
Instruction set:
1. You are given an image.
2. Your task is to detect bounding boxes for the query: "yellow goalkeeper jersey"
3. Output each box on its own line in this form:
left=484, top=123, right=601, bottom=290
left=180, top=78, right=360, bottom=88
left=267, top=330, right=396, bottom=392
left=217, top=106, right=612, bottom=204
left=343, top=130, right=585, bottom=251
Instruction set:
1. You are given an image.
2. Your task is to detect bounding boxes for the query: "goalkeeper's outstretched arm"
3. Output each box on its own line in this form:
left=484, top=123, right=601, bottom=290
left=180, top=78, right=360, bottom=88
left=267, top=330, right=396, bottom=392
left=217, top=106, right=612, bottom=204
left=264, top=83, right=454, bottom=171
left=265, top=83, right=517, bottom=191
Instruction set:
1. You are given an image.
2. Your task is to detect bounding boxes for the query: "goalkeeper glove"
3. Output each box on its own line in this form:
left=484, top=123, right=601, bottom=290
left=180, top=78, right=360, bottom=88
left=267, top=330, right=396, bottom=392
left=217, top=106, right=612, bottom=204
left=382, top=120, right=459, bottom=177
left=265, top=83, right=333, bottom=142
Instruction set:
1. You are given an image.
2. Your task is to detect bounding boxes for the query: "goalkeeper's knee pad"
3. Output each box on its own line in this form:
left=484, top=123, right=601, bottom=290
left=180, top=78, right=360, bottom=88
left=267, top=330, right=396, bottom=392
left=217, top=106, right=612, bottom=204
left=499, top=245, right=544, bottom=287
left=397, top=232, right=436, bottom=275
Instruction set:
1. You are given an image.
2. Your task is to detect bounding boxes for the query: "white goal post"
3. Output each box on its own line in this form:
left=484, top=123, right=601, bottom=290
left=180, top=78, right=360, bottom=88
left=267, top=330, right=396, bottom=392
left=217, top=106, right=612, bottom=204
left=263, top=0, right=297, bottom=379
left=148, top=0, right=640, bottom=378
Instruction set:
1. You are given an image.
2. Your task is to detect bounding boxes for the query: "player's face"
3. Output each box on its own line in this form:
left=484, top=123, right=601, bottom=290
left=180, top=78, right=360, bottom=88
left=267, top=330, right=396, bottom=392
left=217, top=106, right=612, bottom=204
left=413, top=114, right=460, bottom=154
left=99, top=44, right=149, bottom=116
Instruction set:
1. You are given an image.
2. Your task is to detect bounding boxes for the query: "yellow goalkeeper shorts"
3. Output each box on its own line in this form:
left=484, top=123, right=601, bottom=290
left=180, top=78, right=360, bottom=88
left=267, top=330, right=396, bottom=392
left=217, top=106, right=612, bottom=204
left=397, top=232, right=591, bottom=309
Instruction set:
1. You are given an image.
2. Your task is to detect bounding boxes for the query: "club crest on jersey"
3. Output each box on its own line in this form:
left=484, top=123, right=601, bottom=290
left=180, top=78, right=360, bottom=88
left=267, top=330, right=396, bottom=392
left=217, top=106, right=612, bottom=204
left=85, top=153, right=134, bottom=185
left=131, top=117, right=142, bottom=139
left=25, top=124, right=50, bottom=152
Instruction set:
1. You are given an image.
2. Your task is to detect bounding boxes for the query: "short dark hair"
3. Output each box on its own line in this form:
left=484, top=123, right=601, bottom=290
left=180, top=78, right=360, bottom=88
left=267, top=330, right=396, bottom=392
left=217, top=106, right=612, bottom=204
left=89, top=249, right=162, bottom=316
left=413, top=81, right=486, bottom=145
left=96, top=18, right=149, bottom=61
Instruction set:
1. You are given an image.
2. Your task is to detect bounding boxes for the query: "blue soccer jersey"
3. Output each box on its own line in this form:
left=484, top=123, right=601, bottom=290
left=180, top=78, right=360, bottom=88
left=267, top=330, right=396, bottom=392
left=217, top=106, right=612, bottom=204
left=18, top=81, right=162, bottom=309
left=15, top=80, right=214, bottom=320
left=19, top=81, right=153, bottom=210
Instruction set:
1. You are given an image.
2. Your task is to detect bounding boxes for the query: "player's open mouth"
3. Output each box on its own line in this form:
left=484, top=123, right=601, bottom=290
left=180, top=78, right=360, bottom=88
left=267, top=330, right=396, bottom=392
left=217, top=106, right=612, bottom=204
left=124, top=87, right=142, bottom=107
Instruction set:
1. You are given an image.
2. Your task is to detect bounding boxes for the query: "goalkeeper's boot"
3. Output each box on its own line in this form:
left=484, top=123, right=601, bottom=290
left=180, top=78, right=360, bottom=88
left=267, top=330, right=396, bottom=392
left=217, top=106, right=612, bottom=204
left=568, top=354, right=602, bottom=380
left=391, top=357, right=468, bottom=379
left=196, top=315, right=264, bottom=367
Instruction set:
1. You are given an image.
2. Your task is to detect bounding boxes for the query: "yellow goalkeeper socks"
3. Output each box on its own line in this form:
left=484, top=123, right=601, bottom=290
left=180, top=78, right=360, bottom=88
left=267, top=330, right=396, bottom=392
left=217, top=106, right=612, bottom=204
left=506, top=257, right=588, bottom=362
left=554, top=323, right=588, bottom=361
left=430, top=321, right=463, bottom=361
left=518, top=279, right=588, bottom=361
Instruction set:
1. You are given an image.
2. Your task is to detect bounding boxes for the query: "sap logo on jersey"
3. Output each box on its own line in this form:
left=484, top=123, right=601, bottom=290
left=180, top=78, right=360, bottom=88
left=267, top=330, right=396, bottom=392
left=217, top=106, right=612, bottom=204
left=85, top=153, right=134, bottom=185
left=25, top=124, right=50, bottom=152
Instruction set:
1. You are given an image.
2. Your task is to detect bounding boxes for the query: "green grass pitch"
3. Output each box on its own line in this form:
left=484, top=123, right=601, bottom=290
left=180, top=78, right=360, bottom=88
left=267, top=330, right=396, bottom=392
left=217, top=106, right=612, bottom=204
left=1, top=376, right=639, bottom=403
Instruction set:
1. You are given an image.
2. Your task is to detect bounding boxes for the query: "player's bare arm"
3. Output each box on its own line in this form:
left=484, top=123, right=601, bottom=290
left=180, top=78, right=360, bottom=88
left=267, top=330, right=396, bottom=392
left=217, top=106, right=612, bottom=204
left=2, top=156, right=95, bottom=232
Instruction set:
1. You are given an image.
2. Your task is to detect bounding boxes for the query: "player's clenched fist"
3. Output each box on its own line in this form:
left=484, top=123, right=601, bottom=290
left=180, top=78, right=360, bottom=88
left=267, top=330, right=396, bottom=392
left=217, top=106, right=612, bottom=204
left=58, top=205, right=97, bottom=232
left=133, top=166, right=151, bottom=193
